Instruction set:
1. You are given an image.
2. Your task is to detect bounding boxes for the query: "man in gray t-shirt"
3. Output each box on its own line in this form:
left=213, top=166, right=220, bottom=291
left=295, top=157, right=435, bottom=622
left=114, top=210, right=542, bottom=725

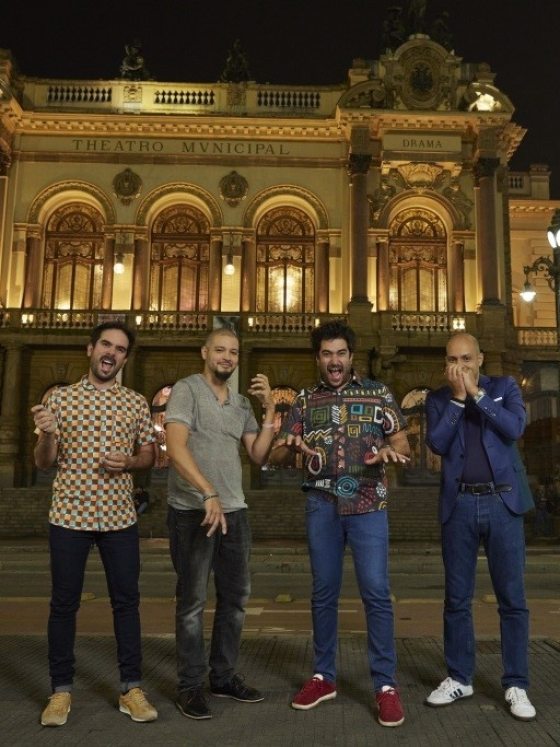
left=166, top=373, right=258, bottom=513
left=165, top=328, right=276, bottom=721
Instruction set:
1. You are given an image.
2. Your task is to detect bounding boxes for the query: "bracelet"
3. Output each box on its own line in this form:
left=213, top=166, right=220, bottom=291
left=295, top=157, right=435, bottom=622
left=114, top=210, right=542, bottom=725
left=202, top=493, right=219, bottom=501
left=261, top=423, right=275, bottom=429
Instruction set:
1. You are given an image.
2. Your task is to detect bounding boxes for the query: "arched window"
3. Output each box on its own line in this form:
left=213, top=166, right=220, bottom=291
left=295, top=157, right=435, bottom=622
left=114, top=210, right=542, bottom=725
left=150, top=205, right=210, bottom=311
left=389, top=209, right=447, bottom=312
left=401, top=387, right=440, bottom=479
left=256, top=207, right=315, bottom=313
left=34, top=383, right=69, bottom=485
left=151, top=385, right=173, bottom=471
left=262, top=385, right=303, bottom=478
left=42, top=203, right=105, bottom=309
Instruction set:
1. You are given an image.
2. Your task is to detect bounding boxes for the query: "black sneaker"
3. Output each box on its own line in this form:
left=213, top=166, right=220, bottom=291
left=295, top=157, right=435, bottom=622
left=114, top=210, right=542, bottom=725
left=176, top=688, right=212, bottom=720
left=210, top=674, right=264, bottom=703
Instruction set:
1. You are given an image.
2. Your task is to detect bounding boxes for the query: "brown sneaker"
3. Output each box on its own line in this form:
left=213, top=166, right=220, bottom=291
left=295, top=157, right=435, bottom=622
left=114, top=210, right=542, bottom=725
left=41, top=692, right=71, bottom=727
left=119, top=687, right=158, bottom=722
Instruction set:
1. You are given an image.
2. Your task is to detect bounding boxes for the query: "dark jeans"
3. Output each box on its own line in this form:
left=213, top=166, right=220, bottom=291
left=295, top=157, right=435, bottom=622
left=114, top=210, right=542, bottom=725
left=305, top=492, right=397, bottom=690
left=167, top=506, right=251, bottom=692
left=48, top=523, right=142, bottom=691
left=442, top=492, right=529, bottom=689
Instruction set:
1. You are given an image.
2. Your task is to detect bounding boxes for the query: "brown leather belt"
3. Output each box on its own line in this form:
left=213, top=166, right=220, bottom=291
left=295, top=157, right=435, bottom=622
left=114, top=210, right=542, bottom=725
left=459, top=482, right=512, bottom=495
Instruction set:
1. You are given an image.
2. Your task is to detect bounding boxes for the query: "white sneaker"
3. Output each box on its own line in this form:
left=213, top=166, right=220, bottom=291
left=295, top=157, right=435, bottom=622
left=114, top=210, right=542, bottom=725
left=426, top=677, right=474, bottom=706
left=505, top=687, right=536, bottom=721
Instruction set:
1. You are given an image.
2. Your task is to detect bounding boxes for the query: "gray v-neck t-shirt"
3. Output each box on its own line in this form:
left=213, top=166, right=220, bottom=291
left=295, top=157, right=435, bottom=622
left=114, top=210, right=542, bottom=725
left=165, top=373, right=259, bottom=512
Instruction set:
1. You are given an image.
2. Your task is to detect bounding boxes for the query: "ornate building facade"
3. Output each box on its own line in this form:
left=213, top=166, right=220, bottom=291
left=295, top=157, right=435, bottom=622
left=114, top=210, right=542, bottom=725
left=0, top=29, right=558, bottom=534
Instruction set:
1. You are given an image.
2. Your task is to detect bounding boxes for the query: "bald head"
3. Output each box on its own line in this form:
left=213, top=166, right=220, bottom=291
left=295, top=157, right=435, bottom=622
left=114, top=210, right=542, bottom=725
left=446, top=332, right=480, bottom=356
left=203, top=328, right=239, bottom=348
left=445, top=332, right=483, bottom=384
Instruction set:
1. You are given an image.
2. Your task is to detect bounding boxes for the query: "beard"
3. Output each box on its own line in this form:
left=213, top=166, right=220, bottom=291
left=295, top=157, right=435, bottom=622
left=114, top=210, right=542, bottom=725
left=214, top=369, right=233, bottom=382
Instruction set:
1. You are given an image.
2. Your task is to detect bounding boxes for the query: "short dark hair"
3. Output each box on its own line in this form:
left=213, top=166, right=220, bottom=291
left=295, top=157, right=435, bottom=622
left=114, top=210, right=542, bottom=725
left=310, top=320, right=356, bottom=356
left=90, top=321, right=136, bottom=354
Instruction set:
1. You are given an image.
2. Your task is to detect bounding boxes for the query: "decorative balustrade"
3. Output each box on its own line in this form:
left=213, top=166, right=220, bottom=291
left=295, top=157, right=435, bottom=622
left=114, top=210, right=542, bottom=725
left=47, top=85, right=113, bottom=104
left=21, top=79, right=341, bottom=116
left=137, top=312, right=209, bottom=331
left=390, top=312, right=466, bottom=333
left=517, top=327, right=558, bottom=346
left=256, top=89, right=321, bottom=109
left=153, top=89, right=215, bottom=106
left=246, top=313, right=324, bottom=334
left=1, top=310, right=557, bottom=352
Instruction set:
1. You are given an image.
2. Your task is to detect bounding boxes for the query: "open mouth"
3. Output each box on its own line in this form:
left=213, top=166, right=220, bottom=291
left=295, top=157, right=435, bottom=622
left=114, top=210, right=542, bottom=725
left=100, top=357, right=115, bottom=373
left=327, top=366, right=344, bottom=384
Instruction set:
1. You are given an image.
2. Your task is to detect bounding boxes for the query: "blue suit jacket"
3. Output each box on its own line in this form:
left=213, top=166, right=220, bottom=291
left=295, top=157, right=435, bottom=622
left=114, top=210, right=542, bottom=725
left=426, top=374, right=534, bottom=524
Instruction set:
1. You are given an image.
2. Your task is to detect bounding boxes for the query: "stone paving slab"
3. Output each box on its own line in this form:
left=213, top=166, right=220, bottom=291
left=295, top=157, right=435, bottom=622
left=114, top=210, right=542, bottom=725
left=1, top=635, right=559, bottom=747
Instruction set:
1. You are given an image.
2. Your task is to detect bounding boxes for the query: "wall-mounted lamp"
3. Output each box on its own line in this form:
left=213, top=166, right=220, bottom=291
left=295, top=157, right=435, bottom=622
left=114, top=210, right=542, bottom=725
left=547, top=208, right=560, bottom=250
left=114, top=253, right=125, bottom=275
left=519, top=275, right=537, bottom=303
left=224, top=252, right=235, bottom=276
left=224, top=231, right=236, bottom=275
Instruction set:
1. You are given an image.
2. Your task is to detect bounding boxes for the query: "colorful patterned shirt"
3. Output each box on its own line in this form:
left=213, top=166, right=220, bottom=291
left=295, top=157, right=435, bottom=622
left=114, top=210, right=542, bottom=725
left=44, top=376, right=156, bottom=531
left=279, top=373, right=407, bottom=515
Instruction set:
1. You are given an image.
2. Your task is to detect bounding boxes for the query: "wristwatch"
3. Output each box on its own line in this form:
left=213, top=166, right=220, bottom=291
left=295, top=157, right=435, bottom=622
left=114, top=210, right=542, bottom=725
left=473, top=388, right=486, bottom=404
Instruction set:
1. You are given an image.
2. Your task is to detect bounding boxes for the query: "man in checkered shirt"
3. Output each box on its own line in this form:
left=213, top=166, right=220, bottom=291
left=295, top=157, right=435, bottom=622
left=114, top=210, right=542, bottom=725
left=31, top=321, right=158, bottom=727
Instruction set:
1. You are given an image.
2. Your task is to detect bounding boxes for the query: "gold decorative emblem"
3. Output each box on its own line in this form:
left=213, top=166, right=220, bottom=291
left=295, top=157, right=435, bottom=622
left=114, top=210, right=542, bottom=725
left=397, top=45, right=448, bottom=110
left=219, top=171, right=249, bottom=207
left=112, top=168, right=142, bottom=206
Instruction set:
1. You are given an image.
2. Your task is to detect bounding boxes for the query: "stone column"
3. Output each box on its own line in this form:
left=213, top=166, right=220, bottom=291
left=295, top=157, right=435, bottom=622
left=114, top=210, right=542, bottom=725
left=0, top=344, right=23, bottom=486
left=348, top=153, right=372, bottom=304
left=209, top=237, right=223, bottom=311
left=474, top=158, right=501, bottom=305
left=132, top=237, right=150, bottom=310
left=22, top=232, right=43, bottom=309
left=101, top=236, right=115, bottom=309
left=241, top=237, right=256, bottom=312
left=315, top=238, right=329, bottom=313
left=122, top=345, right=139, bottom=390
left=376, top=240, right=390, bottom=311
left=451, top=240, right=465, bottom=312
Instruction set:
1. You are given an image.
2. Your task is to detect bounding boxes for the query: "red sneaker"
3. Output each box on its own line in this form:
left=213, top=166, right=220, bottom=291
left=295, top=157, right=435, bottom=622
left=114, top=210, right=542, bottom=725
left=375, top=686, right=404, bottom=727
left=291, top=675, right=337, bottom=710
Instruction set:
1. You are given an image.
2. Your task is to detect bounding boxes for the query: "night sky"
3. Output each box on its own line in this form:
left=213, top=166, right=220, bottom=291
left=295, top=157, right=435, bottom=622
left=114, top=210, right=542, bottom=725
left=2, top=0, right=560, bottom=197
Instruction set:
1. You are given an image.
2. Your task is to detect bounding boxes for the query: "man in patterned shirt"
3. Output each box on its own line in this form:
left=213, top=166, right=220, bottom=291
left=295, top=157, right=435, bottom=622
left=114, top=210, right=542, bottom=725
left=31, top=321, right=158, bottom=727
left=270, top=320, right=410, bottom=727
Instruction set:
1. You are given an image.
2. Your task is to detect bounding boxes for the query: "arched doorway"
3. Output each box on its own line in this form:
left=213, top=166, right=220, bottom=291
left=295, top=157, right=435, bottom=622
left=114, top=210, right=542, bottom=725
left=400, top=387, right=440, bottom=483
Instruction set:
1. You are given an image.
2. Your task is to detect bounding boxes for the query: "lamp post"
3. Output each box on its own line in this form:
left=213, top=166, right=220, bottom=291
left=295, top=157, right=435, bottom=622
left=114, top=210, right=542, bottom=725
left=519, top=208, right=560, bottom=339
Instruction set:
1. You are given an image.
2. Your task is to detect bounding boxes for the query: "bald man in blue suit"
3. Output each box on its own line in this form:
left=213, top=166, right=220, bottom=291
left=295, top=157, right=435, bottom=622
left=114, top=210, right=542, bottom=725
left=424, top=333, right=536, bottom=722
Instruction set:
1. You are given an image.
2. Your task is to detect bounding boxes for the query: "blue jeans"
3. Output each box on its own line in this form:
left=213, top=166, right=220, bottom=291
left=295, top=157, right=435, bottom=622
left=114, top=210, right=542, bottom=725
left=305, top=492, right=397, bottom=690
left=167, top=506, right=251, bottom=692
left=48, top=523, right=142, bottom=691
left=442, top=492, right=529, bottom=689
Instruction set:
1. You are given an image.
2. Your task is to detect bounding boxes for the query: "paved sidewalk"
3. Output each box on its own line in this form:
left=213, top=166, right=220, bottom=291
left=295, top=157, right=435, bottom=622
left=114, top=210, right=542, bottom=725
left=2, top=634, right=559, bottom=746
left=1, top=538, right=559, bottom=745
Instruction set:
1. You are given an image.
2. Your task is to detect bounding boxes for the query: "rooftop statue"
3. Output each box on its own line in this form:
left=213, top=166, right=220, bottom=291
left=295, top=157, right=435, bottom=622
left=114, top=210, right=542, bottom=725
left=430, top=10, right=454, bottom=50
left=381, top=5, right=406, bottom=51
left=407, top=0, right=427, bottom=34
left=220, top=39, right=251, bottom=83
left=120, top=39, right=150, bottom=81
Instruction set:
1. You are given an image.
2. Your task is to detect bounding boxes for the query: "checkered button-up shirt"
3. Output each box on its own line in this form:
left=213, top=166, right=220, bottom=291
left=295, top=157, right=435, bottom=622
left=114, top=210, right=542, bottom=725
left=45, top=376, right=156, bottom=531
